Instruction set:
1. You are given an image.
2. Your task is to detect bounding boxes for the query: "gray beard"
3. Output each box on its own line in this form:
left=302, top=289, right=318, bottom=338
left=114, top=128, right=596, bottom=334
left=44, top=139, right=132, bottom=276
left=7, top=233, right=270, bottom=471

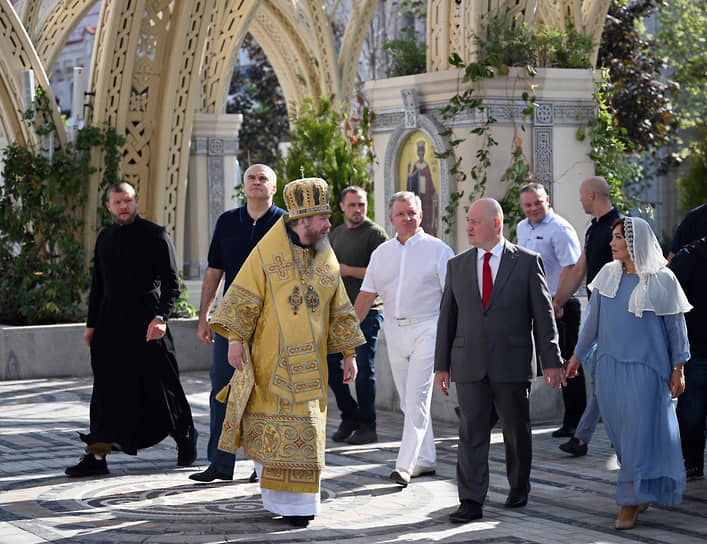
left=314, top=236, right=331, bottom=253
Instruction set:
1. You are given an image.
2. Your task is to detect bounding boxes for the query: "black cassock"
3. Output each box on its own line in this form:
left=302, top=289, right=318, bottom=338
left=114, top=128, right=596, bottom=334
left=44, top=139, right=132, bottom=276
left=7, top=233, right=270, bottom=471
left=82, top=216, right=193, bottom=454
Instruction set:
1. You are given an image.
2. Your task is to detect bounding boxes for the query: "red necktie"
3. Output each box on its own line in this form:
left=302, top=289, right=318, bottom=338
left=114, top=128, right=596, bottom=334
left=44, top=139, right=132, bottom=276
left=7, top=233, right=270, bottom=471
left=482, top=252, right=493, bottom=309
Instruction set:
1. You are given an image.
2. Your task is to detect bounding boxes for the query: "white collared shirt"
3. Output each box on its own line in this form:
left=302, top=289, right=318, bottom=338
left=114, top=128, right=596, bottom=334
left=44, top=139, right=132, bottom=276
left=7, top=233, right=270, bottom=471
left=361, top=230, right=454, bottom=319
left=516, top=209, right=581, bottom=295
left=476, top=239, right=505, bottom=297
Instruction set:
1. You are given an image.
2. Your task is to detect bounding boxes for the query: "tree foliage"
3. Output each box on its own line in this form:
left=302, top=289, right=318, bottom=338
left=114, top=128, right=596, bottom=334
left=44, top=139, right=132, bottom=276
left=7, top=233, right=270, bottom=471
left=676, top=128, right=707, bottom=215
left=381, top=38, right=426, bottom=77
left=597, top=0, right=679, bottom=153
left=587, top=74, right=643, bottom=214
left=279, top=96, right=375, bottom=229
left=474, top=11, right=593, bottom=68
left=227, top=34, right=289, bottom=167
left=657, top=0, right=707, bottom=131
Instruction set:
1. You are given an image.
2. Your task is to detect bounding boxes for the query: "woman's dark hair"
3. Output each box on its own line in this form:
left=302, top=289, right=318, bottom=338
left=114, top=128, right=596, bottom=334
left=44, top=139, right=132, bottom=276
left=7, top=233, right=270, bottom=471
left=612, top=217, right=625, bottom=232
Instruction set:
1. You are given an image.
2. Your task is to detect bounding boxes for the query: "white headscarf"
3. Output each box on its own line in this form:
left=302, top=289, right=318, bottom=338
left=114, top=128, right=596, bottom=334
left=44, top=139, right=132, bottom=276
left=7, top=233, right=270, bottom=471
left=588, top=216, right=692, bottom=317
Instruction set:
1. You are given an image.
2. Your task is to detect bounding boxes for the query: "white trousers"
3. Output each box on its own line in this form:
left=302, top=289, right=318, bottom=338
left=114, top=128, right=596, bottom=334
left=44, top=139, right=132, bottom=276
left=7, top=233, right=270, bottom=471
left=254, top=462, right=320, bottom=516
left=384, top=317, right=437, bottom=472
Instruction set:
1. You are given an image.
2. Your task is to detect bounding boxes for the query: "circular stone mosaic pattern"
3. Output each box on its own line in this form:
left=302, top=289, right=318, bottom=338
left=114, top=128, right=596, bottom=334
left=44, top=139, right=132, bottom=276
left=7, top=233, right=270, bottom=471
left=40, top=474, right=268, bottom=519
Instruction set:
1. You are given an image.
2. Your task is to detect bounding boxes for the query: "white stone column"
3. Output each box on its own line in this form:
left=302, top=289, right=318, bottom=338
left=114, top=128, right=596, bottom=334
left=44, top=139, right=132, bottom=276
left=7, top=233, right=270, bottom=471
left=185, top=113, right=243, bottom=279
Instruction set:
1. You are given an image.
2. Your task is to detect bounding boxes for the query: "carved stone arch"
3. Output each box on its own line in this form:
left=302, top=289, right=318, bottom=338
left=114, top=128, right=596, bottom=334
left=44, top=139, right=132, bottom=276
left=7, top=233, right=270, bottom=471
left=338, top=0, right=380, bottom=104
left=87, top=0, right=216, bottom=265
left=427, top=0, right=476, bottom=71
left=248, top=19, right=309, bottom=110
left=199, top=0, right=258, bottom=113
left=19, top=0, right=42, bottom=38
left=382, top=89, right=455, bottom=250
left=537, top=0, right=582, bottom=30
left=581, top=0, right=612, bottom=67
left=248, top=2, right=323, bottom=111
left=0, top=0, right=65, bottom=150
left=35, top=0, right=99, bottom=72
left=200, top=0, right=321, bottom=115
left=297, top=0, right=340, bottom=100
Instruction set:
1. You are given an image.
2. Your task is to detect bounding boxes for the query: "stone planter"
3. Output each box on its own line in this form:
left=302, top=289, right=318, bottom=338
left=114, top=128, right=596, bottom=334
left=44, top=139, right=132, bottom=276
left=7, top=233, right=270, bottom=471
left=0, top=318, right=211, bottom=381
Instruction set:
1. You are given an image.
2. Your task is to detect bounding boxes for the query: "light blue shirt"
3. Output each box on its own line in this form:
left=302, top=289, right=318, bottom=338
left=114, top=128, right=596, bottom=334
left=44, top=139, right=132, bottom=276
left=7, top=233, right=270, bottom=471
left=516, top=209, right=581, bottom=295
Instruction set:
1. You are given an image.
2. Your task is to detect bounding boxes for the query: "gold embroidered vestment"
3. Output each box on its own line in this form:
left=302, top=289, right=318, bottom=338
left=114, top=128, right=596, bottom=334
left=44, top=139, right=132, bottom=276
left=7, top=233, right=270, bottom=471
left=210, top=219, right=364, bottom=493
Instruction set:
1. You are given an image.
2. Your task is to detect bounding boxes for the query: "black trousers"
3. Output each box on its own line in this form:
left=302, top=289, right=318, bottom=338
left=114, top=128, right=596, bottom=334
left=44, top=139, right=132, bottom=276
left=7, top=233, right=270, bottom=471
left=556, top=297, right=586, bottom=429
left=456, top=379, right=531, bottom=504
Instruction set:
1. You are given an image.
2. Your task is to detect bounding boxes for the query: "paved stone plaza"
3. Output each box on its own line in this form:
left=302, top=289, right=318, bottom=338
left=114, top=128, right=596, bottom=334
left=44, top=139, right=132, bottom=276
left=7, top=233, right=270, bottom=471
left=0, top=372, right=704, bottom=544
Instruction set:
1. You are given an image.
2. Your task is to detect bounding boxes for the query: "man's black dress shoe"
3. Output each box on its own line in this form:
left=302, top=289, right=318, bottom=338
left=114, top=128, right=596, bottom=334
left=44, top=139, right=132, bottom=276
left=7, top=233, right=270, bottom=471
left=332, top=418, right=359, bottom=442
left=551, top=426, right=576, bottom=438
left=449, top=500, right=483, bottom=523
left=559, top=436, right=588, bottom=457
left=504, top=493, right=528, bottom=508
left=189, top=464, right=233, bottom=482
left=284, top=515, right=314, bottom=528
left=65, top=454, right=109, bottom=477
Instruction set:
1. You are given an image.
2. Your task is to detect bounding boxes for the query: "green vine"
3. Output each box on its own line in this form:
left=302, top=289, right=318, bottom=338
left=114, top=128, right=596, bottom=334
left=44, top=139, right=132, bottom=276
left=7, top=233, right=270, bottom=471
left=436, top=55, right=497, bottom=234
left=0, top=86, right=126, bottom=324
left=437, top=58, right=537, bottom=234
left=585, top=69, right=643, bottom=215
left=171, top=275, right=196, bottom=319
left=437, top=11, right=593, bottom=234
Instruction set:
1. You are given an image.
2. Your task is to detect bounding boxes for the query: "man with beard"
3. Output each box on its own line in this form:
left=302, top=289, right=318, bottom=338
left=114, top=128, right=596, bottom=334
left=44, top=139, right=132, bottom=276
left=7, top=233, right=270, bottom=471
left=66, top=182, right=197, bottom=477
left=327, top=186, right=388, bottom=445
left=210, top=177, right=365, bottom=528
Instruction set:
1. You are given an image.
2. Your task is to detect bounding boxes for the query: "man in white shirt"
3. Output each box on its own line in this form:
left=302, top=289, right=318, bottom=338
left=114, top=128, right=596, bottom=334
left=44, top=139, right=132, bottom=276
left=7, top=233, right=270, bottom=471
left=354, top=191, right=454, bottom=487
left=516, top=183, right=585, bottom=438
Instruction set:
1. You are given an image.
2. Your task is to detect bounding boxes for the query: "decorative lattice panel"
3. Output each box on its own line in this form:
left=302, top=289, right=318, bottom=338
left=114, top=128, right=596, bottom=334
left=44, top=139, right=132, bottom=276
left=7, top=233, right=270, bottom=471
left=0, top=0, right=65, bottom=150
left=35, top=0, right=97, bottom=71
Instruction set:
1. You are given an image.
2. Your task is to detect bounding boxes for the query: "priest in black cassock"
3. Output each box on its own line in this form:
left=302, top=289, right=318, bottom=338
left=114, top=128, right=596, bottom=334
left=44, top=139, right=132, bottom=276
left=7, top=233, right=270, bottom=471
left=66, top=182, right=197, bottom=477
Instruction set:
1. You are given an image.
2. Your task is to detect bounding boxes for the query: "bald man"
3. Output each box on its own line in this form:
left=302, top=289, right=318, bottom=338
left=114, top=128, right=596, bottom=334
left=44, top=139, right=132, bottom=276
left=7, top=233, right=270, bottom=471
left=435, top=198, right=565, bottom=522
left=554, top=176, right=620, bottom=457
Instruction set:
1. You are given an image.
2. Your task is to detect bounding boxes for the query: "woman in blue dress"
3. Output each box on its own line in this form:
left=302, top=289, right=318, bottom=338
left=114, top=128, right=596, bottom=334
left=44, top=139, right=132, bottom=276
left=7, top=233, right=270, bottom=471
left=566, top=216, right=691, bottom=530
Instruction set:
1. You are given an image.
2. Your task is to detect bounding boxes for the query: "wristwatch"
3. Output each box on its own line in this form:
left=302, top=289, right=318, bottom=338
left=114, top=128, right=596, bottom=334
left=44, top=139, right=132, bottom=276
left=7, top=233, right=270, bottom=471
left=154, top=315, right=165, bottom=322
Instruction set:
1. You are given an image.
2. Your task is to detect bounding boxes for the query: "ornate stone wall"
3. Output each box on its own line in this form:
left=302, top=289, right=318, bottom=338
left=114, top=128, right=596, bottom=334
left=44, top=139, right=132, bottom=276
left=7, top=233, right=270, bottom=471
left=0, top=0, right=612, bottom=275
left=426, top=0, right=612, bottom=70
left=185, top=113, right=242, bottom=280
left=365, top=68, right=598, bottom=247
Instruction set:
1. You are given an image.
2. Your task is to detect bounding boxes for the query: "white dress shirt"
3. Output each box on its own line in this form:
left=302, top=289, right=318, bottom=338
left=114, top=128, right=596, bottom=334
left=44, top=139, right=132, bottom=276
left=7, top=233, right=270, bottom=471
left=361, top=230, right=454, bottom=319
left=476, top=239, right=504, bottom=298
left=516, top=209, right=581, bottom=295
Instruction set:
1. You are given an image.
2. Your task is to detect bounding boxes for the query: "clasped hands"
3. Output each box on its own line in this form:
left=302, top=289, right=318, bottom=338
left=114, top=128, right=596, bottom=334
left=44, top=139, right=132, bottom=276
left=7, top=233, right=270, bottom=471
left=545, top=357, right=584, bottom=388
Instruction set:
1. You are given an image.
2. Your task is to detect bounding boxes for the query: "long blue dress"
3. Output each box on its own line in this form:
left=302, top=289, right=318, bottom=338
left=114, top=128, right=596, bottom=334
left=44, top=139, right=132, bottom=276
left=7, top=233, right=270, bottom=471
left=574, top=274, right=689, bottom=506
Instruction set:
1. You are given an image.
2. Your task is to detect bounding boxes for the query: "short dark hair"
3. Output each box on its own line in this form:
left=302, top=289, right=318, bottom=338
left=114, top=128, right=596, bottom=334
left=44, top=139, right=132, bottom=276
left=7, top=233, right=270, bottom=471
left=106, top=182, right=135, bottom=201
left=340, top=185, right=366, bottom=202
left=519, top=182, right=548, bottom=195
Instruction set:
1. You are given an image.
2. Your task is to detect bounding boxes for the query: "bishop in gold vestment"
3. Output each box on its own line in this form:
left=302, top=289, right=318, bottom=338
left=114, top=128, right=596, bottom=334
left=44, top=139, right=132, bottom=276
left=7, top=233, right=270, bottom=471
left=209, top=177, right=364, bottom=527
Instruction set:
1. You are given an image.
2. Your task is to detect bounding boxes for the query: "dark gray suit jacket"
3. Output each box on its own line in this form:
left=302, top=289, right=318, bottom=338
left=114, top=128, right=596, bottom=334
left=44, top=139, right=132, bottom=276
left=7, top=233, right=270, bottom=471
left=435, top=240, right=563, bottom=382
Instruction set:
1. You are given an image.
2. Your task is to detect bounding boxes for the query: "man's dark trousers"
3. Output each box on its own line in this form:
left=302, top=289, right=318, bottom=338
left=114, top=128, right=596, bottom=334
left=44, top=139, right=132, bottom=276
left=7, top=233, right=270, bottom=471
left=556, top=297, right=585, bottom=429
left=327, top=311, right=383, bottom=426
left=457, top=379, right=532, bottom=503
left=208, top=334, right=236, bottom=475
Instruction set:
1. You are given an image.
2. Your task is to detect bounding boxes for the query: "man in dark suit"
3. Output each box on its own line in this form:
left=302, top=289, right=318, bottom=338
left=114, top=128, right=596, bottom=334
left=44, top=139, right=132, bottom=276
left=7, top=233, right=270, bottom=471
left=434, top=198, right=565, bottom=523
